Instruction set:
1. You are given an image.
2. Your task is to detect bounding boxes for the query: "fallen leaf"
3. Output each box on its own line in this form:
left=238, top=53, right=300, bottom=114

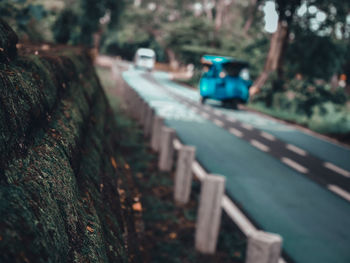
left=41, top=44, right=50, bottom=51
left=110, top=157, right=117, bottom=169
left=132, top=202, right=142, bottom=212
left=169, top=232, right=177, bottom=239
left=125, top=163, right=130, bottom=169
left=86, top=226, right=94, bottom=233
left=234, top=251, right=241, bottom=257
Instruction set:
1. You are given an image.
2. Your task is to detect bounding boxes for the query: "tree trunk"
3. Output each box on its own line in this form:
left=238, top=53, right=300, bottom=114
left=203, top=0, right=213, bottom=20
left=243, top=0, right=258, bottom=36
left=250, top=21, right=289, bottom=96
left=215, top=0, right=225, bottom=31
left=166, top=48, right=179, bottom=71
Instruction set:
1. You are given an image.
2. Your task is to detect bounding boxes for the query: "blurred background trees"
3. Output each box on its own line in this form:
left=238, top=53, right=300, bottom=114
left=1, top=0, right=350, bottom=135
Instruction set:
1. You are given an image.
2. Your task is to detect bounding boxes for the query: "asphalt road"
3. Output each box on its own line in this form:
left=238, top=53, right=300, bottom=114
left=122, top=67, right=350, bottom=263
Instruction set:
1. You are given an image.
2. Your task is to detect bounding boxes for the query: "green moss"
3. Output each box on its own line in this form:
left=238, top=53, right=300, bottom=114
left=1, top=20, right=138, bottom=262
left=0, top=18, right=18, bottom=62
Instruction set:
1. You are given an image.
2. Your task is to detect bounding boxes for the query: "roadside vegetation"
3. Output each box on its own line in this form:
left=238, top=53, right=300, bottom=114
left=2, top=0, right=349, bottom=138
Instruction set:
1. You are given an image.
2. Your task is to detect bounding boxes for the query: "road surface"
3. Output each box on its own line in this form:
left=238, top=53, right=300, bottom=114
left=122, top=66, right=350, bottom=263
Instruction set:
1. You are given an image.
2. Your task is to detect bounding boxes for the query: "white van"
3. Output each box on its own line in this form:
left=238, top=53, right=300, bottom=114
left=134, top=48, right=156, bottom=71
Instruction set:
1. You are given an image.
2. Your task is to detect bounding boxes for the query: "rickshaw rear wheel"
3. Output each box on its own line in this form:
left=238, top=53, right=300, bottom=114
left=200, top=96, right=207, bottom=104
left=231, top=99, right=238, bottom=109
left=223, top=99, right=238, bottom=109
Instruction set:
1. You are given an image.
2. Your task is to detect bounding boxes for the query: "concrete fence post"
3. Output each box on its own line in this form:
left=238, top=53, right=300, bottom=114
left=123, top=85, right=131, bottom=106
left=137, top=99, right=146, bottom=123
left=245, top=231, right=282, bottom=263
left=174, top=146, right=196, bottom=204
left=151, top=116, right=164, bottom=152
left=158, top=127, right=175, bottom=171
left=141, top=101, right=149, bottom=126
left=134, top=95, right=142, bottom=119
left=195, top=174, right=226, bottom=254
left=129, top=92, right=138, bottom=118
left=144, top=107, right=154, bottom=137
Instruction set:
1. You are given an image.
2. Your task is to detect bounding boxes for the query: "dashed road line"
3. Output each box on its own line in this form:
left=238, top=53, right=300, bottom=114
left=324, top=162, right=350, bottom=178
left=190, top=106, right=198, bottom=112
left=260, top=131, right=276, bottom=141
left=328, top=185, right=350, bottom=202
left=226, top=116, right=237, bottom=123
left=214, top=119, right=224, bottom=127
left=286, top=144, right=307, bottom=156
left=204, top=105, right=211, bottom=110
left=200, top=112, right=210, bottom=119
left=213, top=109, right=223, bottom=116
left=241, top=123, right=254, bottom=131
left=229, top=128, right=243, bottom=138
left=281, top=157, right=309, bottom=174
left=251, top=140, right=270, bottom=152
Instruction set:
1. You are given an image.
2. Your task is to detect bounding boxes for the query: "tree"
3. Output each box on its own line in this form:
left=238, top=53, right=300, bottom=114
left=52, top=0, right=124, bottom=46
left=250, top=0, right=301, bottom=96
left=243, top=0, right=260, bottom=35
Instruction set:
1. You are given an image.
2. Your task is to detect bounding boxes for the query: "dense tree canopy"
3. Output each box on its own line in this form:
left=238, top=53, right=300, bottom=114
left=1, top=0, right=349, bottom=133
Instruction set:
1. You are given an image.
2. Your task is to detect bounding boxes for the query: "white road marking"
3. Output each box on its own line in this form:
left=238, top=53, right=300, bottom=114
left=281, top=157, right=309, bottom=174
left=204, top=105, right=211, bottom=110
left=226, top=116, right=237, bottom=123
left=286, top=144, right=307, bottom=156
left=241, top=123, right=254, bottom=130
left=213, top=109, right=223, bottom=116
left=324, top=162, right=350, bottom=178
left=328, top=185, right=350, bottom=202
left=200, top=112, right=210, bottom=119
left=213, top=119, right=224, bottom=127
left=229, top=128, right=243, bottom=138
left=251, top=140, right=270, bottom=152
left=190, top=106, right=198, bottom=112
left=260, top=131, right=276, bottom=141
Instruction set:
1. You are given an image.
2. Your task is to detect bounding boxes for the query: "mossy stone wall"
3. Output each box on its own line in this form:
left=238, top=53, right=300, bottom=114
left=0, top=20, right=138, bottom=263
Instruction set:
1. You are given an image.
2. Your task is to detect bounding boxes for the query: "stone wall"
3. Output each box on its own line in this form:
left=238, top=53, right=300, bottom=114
left=0, top=20, right=138, bottom=263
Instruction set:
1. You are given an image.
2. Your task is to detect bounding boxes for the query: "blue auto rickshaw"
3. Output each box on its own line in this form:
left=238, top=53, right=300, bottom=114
left=199, top=55, right=252, bottom=108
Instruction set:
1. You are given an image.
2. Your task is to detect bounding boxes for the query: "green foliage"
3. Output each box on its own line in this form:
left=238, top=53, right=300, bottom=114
left=251, top=76, right=350, bottom=134
left=309, top=102, right=350, bottom=134
left=100, top=7, right=166, bottom=61
left=50, top=0, right=124, bottom=46
left=163, top=16, right=216, bottom=63
left=100, top=0, right=268, bottom=73
left=286, top=26, right=347, bottom=80
left=52, top=9, right=79, bottom=44
left=0, top=0, right=50, bottom=41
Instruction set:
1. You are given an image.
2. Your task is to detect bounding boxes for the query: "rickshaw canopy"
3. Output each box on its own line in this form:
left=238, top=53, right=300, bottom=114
left=200, top=55, right=249, bottom=68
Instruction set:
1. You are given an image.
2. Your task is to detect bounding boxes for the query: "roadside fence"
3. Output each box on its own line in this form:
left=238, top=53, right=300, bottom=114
left=112, top=65, right=285, bottom=263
